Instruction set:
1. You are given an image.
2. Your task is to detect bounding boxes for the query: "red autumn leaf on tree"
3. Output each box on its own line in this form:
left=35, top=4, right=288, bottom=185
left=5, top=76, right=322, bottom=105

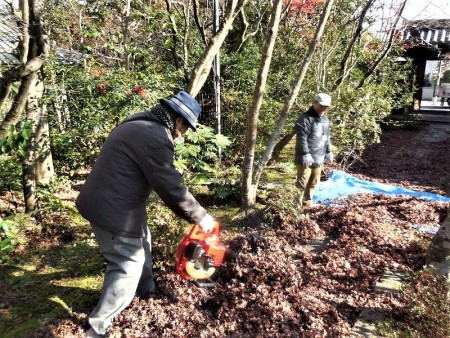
left=284, top=0, right=324, bottom=14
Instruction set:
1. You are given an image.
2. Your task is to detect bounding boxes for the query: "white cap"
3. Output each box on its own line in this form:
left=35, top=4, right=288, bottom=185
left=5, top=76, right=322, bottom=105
left=314, top=93, right=332, bottom=107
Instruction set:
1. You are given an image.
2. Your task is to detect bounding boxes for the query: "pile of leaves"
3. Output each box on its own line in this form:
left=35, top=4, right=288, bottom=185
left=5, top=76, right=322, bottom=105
left=28, top=193, right=448, bottom=337
left=348, top=123, right=450, bottom=196
left=18, top=122, right=450, bottom=337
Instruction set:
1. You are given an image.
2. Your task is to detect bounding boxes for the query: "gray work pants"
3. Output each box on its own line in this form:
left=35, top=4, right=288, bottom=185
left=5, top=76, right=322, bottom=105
left=89, top=223, right=155, bottom=335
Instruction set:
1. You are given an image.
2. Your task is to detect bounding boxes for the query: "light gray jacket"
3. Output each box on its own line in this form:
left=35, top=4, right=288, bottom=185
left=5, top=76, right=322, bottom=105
left=76, top=110, right=206, bottom=238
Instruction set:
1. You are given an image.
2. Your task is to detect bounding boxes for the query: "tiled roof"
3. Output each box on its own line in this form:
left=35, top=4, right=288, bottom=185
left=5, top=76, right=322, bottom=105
left=0, top=7, right=20, bottom=65
left=0, top=6, right=85, bottom=66
left=402, top=19, right=450, bottom=44
left=402, top=29, right=450, bottom=43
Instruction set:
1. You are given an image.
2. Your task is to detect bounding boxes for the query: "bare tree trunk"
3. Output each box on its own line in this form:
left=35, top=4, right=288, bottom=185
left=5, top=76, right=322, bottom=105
left=0, top=74, right=36, bottom=138
left=0, top=0, right=49, bottom=138
left=426, top=210, right=450, bottom=284
left=0, top=58, right=46, bottom=115
left=164, top=0, right=183, bottom=71
left=22, top=73, right=39, bottom=214
left=122, top=0, right=131, bottom=70
left=19, top=0, right=30, bottom=64
left=187, top=0, right=248, bottom=96
left=0, top=73, right=16, bottom=112
left=22, top=144, right=37, bottom=214
left=29, top=77, right=54, bottom=185
left=34, top=105, right=54, bottom=185
left=249, top=0, right=336, bottom=204
left=240, top=0, right=284, bottom=209
left=2, top=0, right=50, bottom=212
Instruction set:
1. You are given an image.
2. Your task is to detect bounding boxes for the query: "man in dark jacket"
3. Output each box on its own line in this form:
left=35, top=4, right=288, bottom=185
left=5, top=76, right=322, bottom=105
left=294, top=93, right=333, bottom=207
left=76, top=90, right=214, bottom=337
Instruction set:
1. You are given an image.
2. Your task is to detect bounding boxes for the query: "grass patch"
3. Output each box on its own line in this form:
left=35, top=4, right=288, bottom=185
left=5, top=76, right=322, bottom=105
left=377, top=269, right=450, bottom=337
left=0, top=225, right=104, bottom=337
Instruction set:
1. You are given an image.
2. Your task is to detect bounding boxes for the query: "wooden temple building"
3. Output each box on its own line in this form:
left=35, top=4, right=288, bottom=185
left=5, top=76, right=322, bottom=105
left=401, top=19, right=450, bottom=109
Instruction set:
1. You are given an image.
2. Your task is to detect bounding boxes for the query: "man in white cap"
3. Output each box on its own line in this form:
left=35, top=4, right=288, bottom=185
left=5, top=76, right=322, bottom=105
left=294, top=93, right=333, bottom=207
left=77, top=90, right=215, bottom=337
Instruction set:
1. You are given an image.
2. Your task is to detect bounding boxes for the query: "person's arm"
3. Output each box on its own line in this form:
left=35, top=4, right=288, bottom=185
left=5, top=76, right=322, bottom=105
left=294, top=115, right=314, bottom=166
left=294, top=116, right=311, bottom=155
left=323, top=118, right=333, bottom=164
left=142, top=137, right=207, bottom=224
left=325, top=119, right=332, bottom=154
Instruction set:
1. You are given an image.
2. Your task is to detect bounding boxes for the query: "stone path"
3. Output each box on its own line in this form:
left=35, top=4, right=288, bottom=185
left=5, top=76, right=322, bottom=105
left=303, top=234, right=408, bottom=337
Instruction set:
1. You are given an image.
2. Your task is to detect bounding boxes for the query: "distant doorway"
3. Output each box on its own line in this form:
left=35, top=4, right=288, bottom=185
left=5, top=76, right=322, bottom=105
left=421, top=60, right=450, bottom=109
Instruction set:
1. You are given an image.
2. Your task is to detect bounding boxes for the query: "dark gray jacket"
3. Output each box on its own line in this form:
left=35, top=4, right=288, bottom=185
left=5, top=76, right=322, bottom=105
left=76, top=110, right=206, bottom=238
left=294, top=107, right=332, bottom=167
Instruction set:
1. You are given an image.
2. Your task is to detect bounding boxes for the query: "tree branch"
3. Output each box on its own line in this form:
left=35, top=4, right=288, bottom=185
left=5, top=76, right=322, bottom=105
left=357, top=0, right=407, bottom=89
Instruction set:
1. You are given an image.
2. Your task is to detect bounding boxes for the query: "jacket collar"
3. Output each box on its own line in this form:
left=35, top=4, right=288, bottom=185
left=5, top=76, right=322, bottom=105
left=306, top=106, right=321, bottom=118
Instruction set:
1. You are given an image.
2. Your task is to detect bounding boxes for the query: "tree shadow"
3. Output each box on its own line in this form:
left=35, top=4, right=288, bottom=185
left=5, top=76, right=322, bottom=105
left=0, top=240, right=104, bottom=337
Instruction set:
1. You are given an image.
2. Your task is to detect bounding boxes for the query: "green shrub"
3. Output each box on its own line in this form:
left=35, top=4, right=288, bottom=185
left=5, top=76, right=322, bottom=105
left=0, top=215, right=27, bottom=262
left=208, top=164, right=242, bottom=203
left=174, top=124, right=240, bottom=202
left=0, top=155, right=22, bottom=191
left=0, top=120, right=33, bottom=156
left=174, top=124, right=232, bottom=179
left=46, top=60, right=182, bottom=175
left=36, top=185, right=64, bottom=213
left=0, top=120, right=34, bottom=191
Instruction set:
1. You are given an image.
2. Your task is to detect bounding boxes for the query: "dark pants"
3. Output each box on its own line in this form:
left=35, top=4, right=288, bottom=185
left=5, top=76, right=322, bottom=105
left=295, top=165, right=322, bottom=206
left=89, top=223, right=155, bottom=335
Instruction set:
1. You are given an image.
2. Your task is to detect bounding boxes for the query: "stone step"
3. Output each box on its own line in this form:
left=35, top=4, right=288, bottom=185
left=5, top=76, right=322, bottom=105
left=304, top=235, right=334, bottom=254
left=304, top=236, right=408, bottom=337
left=350, top=270, right=407, bottom=337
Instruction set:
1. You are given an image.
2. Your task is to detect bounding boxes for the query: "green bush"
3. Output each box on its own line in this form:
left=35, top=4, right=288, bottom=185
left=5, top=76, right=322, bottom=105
left=0, top=120, right=33, bottom=156
left=46, top=59, right=182, bottom=174
left=0, top=215, right=27, bottom=262
left=174, top=124, right=232, bottom=180
left=174, top=124, right=240, bottom=202
left=0, top=155, right=22, bottom=192
left=0, top=120, right=33, bottom=192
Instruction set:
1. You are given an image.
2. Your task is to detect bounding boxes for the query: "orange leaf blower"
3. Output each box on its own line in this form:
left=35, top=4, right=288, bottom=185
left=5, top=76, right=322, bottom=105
left=175, top=221, right=226, bottom=287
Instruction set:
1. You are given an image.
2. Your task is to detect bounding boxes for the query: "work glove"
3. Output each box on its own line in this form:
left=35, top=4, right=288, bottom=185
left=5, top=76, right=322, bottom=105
left=199, top=214, right=214, bottom=232
left=324, top=152, right=334, bottom=164
left=302, top=154, right=314, bottom=167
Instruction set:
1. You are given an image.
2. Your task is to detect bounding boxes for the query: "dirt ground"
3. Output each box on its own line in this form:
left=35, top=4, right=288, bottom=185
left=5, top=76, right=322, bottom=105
left=349, top=122, right=450, bottom=196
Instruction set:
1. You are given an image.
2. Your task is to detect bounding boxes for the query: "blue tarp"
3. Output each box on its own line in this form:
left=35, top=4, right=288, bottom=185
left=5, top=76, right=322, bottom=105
left=313, top=170, right=450, bottom=205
